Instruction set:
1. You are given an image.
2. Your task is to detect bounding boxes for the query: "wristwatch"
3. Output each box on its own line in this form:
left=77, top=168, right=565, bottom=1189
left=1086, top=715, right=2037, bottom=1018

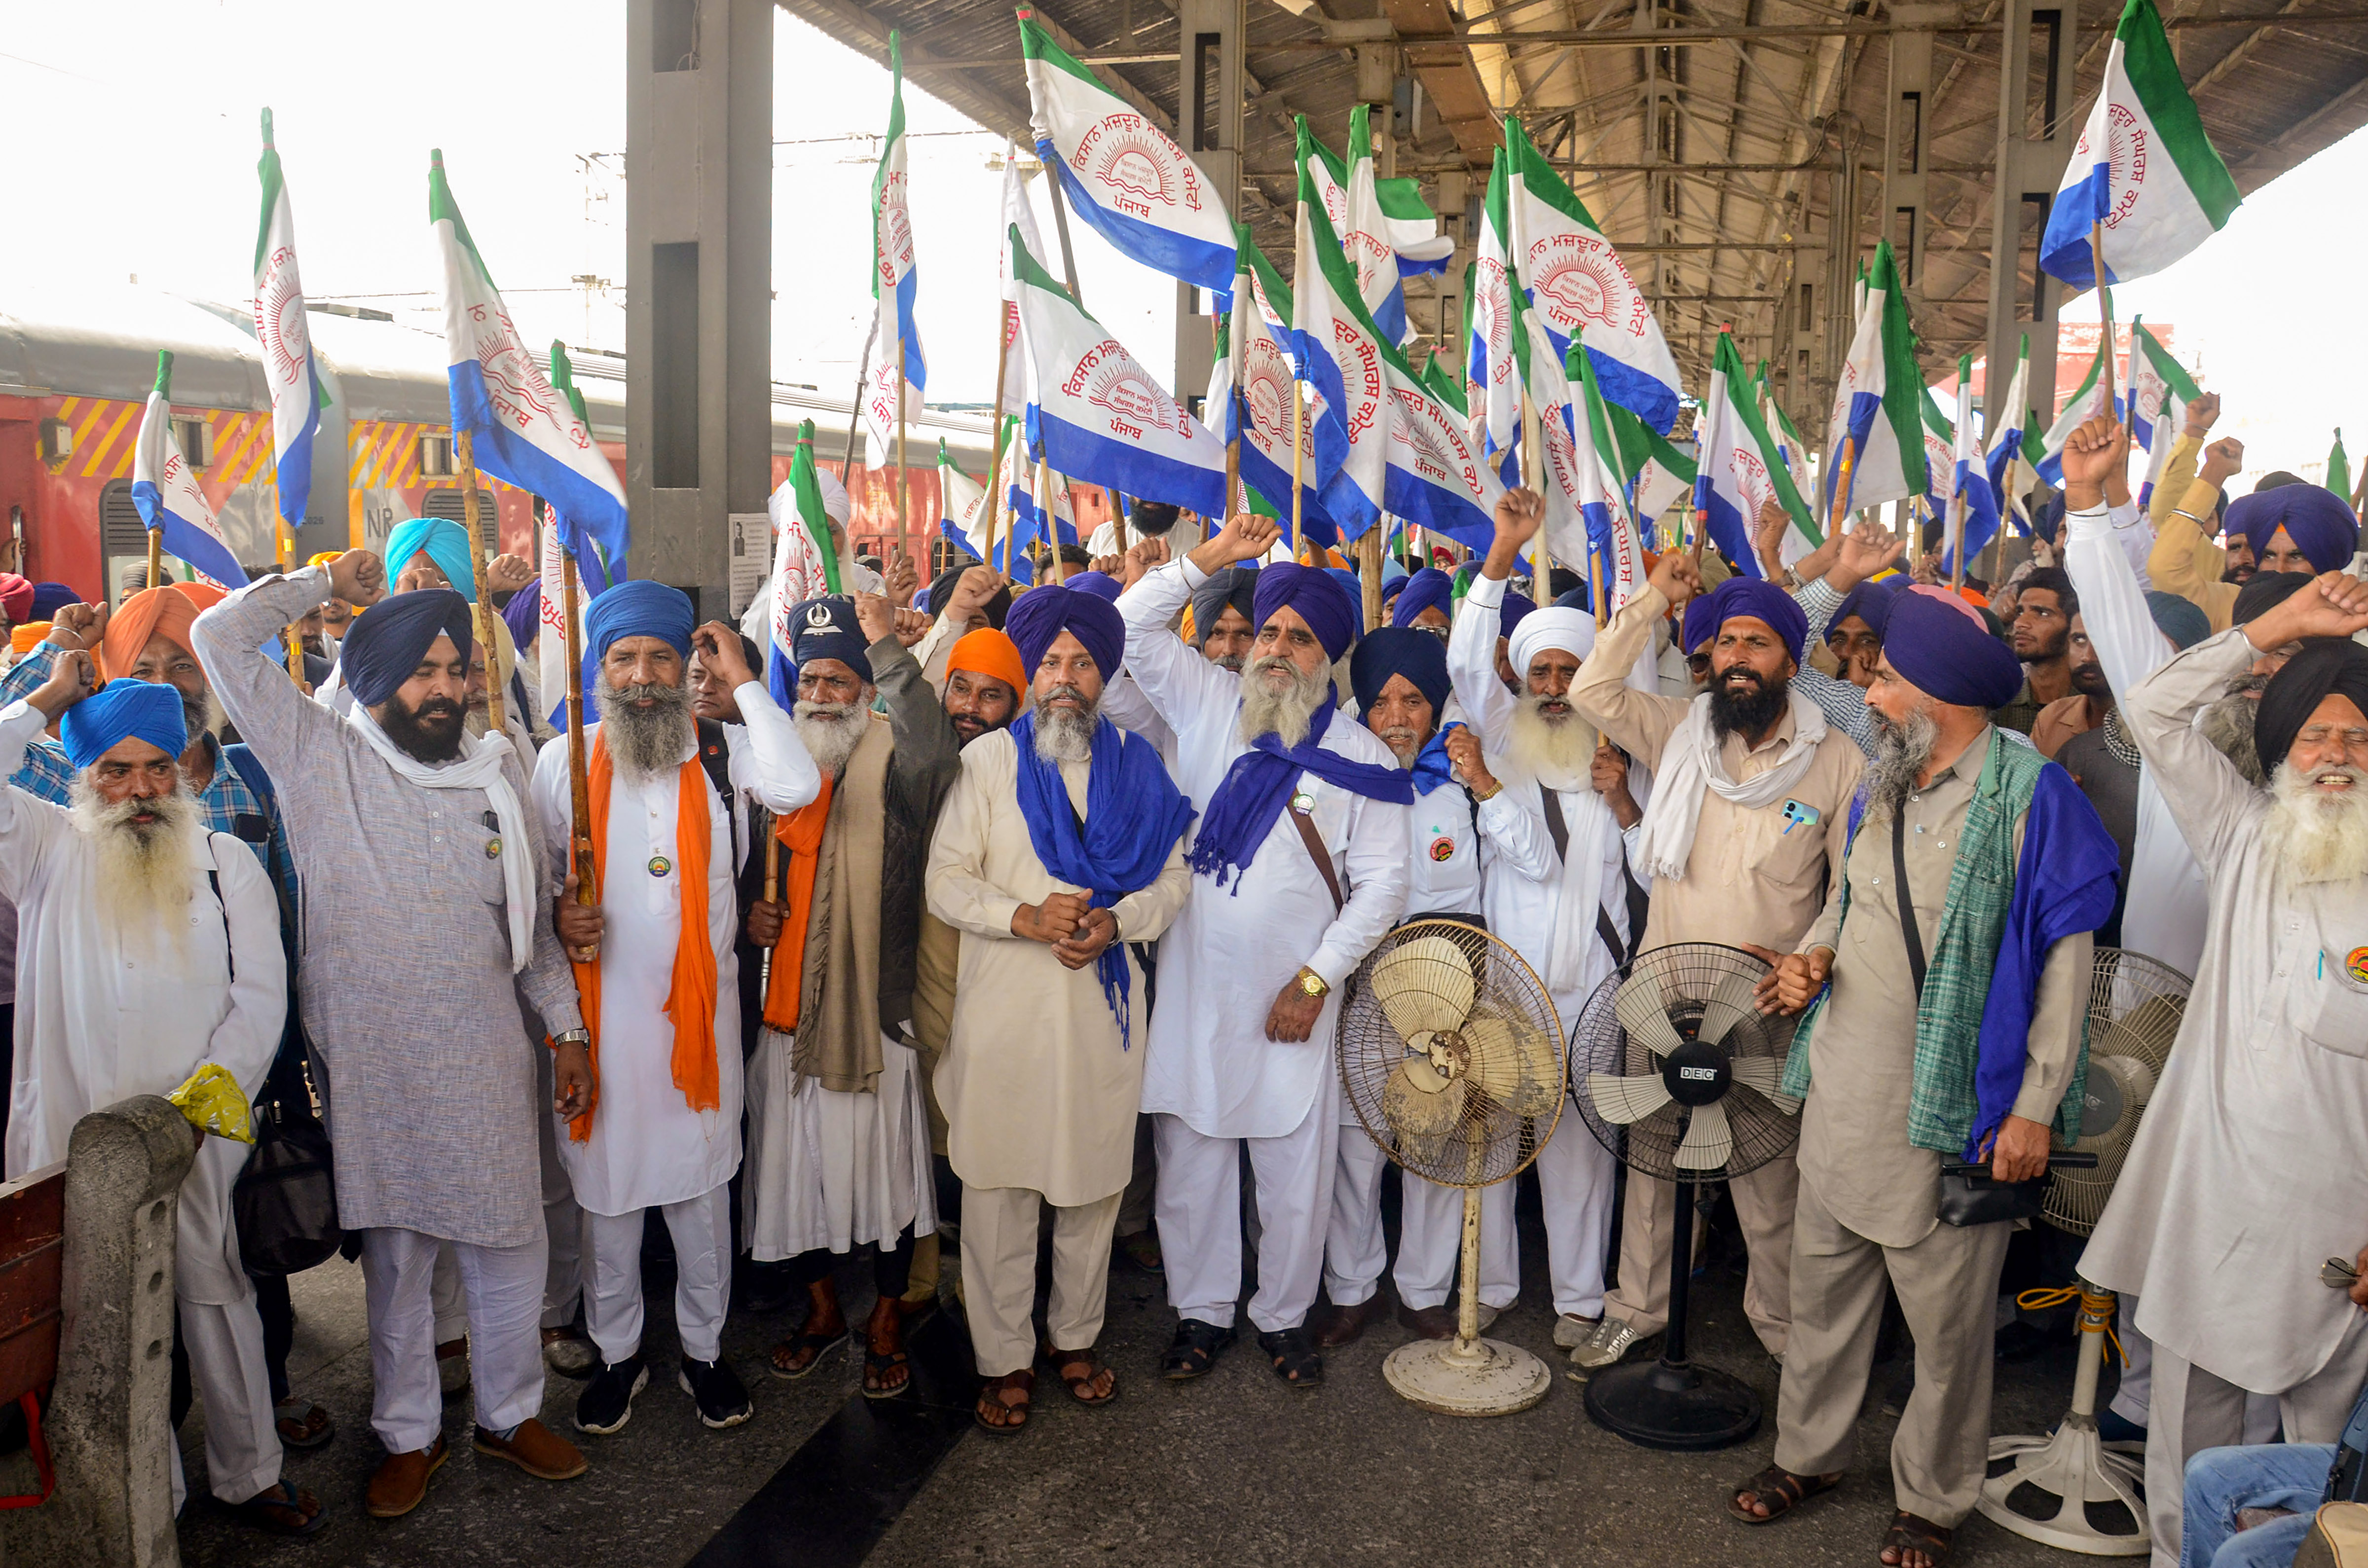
left=1296, top=967, right=1330, bottom=999
left=552, top=1028, right=591, bottom=1049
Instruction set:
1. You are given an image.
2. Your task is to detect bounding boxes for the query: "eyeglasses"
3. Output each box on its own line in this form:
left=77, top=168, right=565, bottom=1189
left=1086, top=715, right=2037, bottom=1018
left=2294, top=725, right=2368, bottom=754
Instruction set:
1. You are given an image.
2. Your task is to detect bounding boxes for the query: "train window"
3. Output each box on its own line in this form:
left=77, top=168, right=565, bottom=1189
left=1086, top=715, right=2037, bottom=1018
left=419, top=435, right=455, bottom=477
left=418, top=488, right=497, bottom=556
left=100, top=481, right=146, bottom=557
left=173, top=417, right=213, bottom=469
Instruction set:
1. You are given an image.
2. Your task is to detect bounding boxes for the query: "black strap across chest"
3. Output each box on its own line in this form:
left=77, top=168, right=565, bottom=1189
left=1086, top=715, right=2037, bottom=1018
left=1891, top=806, right=1927, bottom=998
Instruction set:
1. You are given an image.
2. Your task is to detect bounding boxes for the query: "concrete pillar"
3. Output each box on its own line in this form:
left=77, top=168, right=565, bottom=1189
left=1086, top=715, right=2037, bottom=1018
left=0, top=1097, right=195, bottom=1568
left=625, top=0, right=773, bottom=622
left=1173, top=0, right=1243, bottom=401
left=1986, top=0, right=2080, bottom=431
left=1882, top=5, right=1952, bottom=296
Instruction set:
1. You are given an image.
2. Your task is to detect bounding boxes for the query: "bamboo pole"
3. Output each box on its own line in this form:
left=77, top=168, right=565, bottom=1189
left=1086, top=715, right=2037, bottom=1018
left=1359, top=525, right=1384, bottom=632
left=2091, top=222, right=2116, bottom=417
left=145, top=526, right=162, bottom=593
left=1520, top=388, right=1551, bottom=588
left=1825, top=436, right=1858, bottom=547
left=562, top=551, right=597, bottom=911
left=1948, top=483, right=1967, bottom=591
left=284, top=620, right=307, bottom=693
left=1289, top=376, right=1305, bottom=558
left=838, top=329, right=873, bottom=487
left=1045, top=161, right=1084, bottom=307
left=894, top=335, right=913, bottom=569
left=455, top=430, right=506, bottom=738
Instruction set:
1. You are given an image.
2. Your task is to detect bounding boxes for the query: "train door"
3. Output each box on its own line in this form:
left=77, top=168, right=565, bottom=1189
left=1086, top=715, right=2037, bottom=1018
left=99, top=479, right=147, bottom=605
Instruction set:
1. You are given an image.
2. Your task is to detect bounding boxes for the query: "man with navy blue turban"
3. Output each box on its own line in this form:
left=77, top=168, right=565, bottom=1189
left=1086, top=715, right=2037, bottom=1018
left=0, top=651, right=309, bottom=1532
left=193, top=550, right=596, bottom=1513
left=1751, top=582, right=2116, bottom=1554
left=926, top=580, right=1192, bottom=1431
left=742, top=585, right=961, bottom=1402
left=1388, top=567, right=1454, bottom=636
left=526, top=580, right=816, bottom=1438
left=1116, top=517, right=1411, bottom=1388
left=1561, top=504, right=1865, bottom=1384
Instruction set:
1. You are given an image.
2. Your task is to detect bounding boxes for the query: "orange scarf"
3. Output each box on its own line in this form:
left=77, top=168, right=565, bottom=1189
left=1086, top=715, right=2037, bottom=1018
left=565, top=732, right=720, bottom=1141
left=760, top=776, right=834, bottom=1033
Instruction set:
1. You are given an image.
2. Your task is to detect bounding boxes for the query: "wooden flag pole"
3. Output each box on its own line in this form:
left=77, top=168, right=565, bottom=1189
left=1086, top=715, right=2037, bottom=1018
left=1289, top=376, right=1305, bottom=558
left=2090, top=222, right=2116, bottom=417
left=894, top=335, right=913, bottom=569
left=1825, top=436, right=1858, bottom=551
left=455, top=429, right=506, bottom=738
left=1359, top=525, right=1384, bottom=632
left=145, top=525, right=163, bottom=593
left=561, top=551, right=597, bottom=911
left=1044, top=159, right=1085, bottom=308
left=1948, top=482, right=1968, bottom=591
left=1520, top=388, right=1551, bottom=586
left=284, top=620, right=307, bottom=693
left=838, top=330, right=873, bottom=487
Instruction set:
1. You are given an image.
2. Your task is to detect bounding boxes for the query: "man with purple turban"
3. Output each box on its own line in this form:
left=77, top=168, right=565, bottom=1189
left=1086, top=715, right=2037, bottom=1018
left=1388, top=567, right=1454, bottom=636
left=926, top=583, right=1193, bottom=1433
left=1746, top=585, right=2116, bottom=1568
left=1566, top=513, right=1866, bottom=1380
left=1117, top=516, right=1411, bottom=1388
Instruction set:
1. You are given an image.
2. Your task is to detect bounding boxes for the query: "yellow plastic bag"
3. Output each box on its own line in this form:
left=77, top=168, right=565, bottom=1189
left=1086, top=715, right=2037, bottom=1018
left=167, top=1063, right=255, bottom=1145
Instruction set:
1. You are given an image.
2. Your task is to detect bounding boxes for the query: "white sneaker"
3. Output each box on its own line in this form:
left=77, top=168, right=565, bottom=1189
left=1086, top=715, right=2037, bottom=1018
left=1566, top=1317, right=1646, bottom=1374
left=1554, top=1313, right=1601, bottom=1350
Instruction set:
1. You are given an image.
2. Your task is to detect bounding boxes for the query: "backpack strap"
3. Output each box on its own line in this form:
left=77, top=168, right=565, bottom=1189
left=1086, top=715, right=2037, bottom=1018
left=696, top=718, right=737, bottom=844
left=202, top=835, right=235, bottom=983
left=222, top=742, right=276, bottom=815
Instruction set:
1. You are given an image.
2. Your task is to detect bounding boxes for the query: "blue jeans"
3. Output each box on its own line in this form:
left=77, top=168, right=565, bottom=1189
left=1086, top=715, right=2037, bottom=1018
left=2181, top=1443, right=2334, bottom=1568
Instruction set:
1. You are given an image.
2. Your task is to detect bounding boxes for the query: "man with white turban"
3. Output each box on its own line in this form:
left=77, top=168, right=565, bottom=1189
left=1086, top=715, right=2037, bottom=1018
left=740, top=467, right=882, bottom=653
left=1442, top=490, right=1648, bottom=1348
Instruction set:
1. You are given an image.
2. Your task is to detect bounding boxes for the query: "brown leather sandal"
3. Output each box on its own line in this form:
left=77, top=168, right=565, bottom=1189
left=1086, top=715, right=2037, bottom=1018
left=1727, top=1464, right=1842, bottom=1524
left=974, top=1369, right=1033, bottom=1435
left=1879, top=1510, right=1954, bottom=1567
left=1040, top=1344, right=1118, bottom=1406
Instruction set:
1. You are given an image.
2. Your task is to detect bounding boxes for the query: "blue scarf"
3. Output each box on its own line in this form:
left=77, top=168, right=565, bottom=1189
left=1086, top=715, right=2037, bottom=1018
left=1410, top=722, right=1464, bottom=796
left=1010, top=713, right=1196, bottom=1050
left=1186, top=696, right=1415, bottom=892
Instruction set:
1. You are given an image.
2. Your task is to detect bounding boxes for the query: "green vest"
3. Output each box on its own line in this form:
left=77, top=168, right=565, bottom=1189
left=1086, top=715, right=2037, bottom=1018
left=1779, top=729, right=2089, bottom=1155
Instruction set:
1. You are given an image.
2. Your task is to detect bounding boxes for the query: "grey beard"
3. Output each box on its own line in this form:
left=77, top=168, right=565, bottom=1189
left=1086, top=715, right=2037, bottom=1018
left=596, top=676, right=695, bottom=785
left=1237, top=656, right=1328, bottom=750
left=68, top=775, right=200, bottom=958
left=1866, top=704, right=1941, bottom=817
left=2263, top=763, right=2368, bottom=885
left=2198, top=679, right=2268, bottom=786
left=1504, top=692, right=1591, bottom=784
left=794, top=699, right=873, bottom=777
left=181, top=684, right=220, bottom=746
left=1375, top=725, right=1426, bottom=765
left=1208, top=652, right=1246, bottom=673
left=1032, top=690, right=1101, bottom=765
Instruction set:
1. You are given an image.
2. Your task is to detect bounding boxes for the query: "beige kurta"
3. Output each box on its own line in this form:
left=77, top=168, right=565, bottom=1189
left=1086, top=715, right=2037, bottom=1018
left=925, top=727, right=1192, bottom=1206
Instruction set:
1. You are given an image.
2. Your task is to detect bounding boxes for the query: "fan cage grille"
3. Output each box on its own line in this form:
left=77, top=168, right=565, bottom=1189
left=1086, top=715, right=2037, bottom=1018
left=2047, top=947, right=2191, bottom=1236
left=1336, top=920, right=1566, bottom=1189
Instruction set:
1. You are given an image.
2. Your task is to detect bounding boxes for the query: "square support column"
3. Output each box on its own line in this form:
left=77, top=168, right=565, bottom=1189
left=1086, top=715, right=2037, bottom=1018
left=1173, top=0, right=1243, bottom=401
left=1986, top=0, right=2080, bottom=436
left=1883, top=4, right=1952, bottom=296
left=626, top=0, right=773, bottom=620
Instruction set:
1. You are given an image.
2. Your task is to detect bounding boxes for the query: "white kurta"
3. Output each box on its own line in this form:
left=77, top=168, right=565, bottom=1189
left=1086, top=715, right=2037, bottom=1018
left=2062, top=500, right=2209, bottom=974
left=527, top=685, right=818, bottom=1217
left=925, top=727, right=1192, bottom=1204
left=1117, top=559, right=1411, bottom=1140
left=2081, top=627, right=2368, bottom=1393
left=0, top=701, right=285, bottom=1304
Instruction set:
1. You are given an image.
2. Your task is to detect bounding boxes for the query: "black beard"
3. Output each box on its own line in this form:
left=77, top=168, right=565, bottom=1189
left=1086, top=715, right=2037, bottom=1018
left=381, top=693, right=466, bottom=763
left=1708, top=670, right=1788, bottom=742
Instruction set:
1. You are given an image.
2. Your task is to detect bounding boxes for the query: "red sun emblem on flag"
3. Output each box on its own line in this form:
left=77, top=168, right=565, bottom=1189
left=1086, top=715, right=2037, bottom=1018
left=1474, top=258, right=1511, bottom=357
left=1533, top=245, right=1630, bottom=335
left=1086, top=358, right=1183, bottom=438
left=1731, top=447, right=1771, bottom=511
left=1345, top=227, right=1394, bottom=293
left=1246, top=349, right=1293, bottom=449
left=255, top=247, right=309, bottom=385
left=1086, top=118, right=1200, bottom=213
left=2103, top=103, right=2149, bottom=228
left=476, top=306, right=559, bottom=432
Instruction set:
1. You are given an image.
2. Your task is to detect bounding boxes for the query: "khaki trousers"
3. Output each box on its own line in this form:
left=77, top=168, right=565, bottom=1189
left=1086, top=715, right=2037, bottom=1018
left=958, top=1186, right=1123, bottom=1378
left=1771, top=1175, right=2010, bottom=1528
left=1604, top=1151, right=1798, bottom=1353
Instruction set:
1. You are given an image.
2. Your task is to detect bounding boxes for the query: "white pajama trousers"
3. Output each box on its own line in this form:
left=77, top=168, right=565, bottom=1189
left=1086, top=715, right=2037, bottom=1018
left=362, top=1228, right=548, bottom=1454
left=1155, top=1092, right=1336, bottom=1335
left=432, top=1069, right=588, bottom=1340
left=1323, top=1133, right=1517, bottom=1312
left=168, top=1285, right=281, bottom=1509
left=2105, top=1302, right=2277, bottom=1445
left=586, top=1184, right=733, bottom=1365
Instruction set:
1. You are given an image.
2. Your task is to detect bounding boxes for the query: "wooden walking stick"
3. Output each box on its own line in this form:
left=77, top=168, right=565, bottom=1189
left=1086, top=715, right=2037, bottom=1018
left=455, top=429, right=506, bottom=737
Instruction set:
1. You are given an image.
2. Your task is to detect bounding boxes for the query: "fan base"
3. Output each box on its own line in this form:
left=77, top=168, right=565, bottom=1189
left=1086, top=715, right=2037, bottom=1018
left=1583, top=1357, right=1762, bottom=1451
left=1382, top=1336, right=1554, bottom=1417
left=1976, top=1421, right=2150, bottom=1556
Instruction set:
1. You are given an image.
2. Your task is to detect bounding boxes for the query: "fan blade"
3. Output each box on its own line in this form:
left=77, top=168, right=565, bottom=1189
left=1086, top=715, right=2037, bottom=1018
left=1694, top=966, right=1766, bottom=1048
left=1463, top=1016, right=1563, bottom=1115
left=1587, top=1073, right=1673, bottom=1125
left=1614, top=970, right=1689, bottom=1059
left=1383, top=1065, right=1468, bottom=1140
left=1729, top=1057, right=1785, bottom=1095
left=1371, top=936, right=1479, bottom=1043
left=1674, top=1100, right=1734, bottom=1171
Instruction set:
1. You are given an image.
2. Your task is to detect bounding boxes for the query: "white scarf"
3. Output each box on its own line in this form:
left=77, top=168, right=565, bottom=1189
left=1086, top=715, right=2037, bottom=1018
left=1631, top=688, right=1827, bottom=884
left=347, top=704, right=539, bottom=973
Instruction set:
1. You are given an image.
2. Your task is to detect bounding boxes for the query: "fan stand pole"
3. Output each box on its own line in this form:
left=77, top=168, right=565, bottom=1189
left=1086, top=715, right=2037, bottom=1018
left=1453, top=1184, right=1483, bottom=1349
left=1581, top=1175, right=1764, bottom=1451
left=1976, top=1282, right=2149, bottom=1555
left=1380, top=1161, right=1554, bottom=1417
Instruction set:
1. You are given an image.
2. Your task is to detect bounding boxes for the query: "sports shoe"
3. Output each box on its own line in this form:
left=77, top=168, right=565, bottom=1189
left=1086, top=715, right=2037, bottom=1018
left=573, top=1355, right=648, bottom=1435
left=1566, top=1317, right=1647, bottom=1375
left=680, top=1356, right=754, bottom=1429
left=1554, top=1313, right=1602, bottom=1349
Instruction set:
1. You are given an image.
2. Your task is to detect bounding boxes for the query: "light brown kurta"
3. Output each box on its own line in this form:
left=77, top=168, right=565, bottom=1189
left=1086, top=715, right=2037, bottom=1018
left=925, top=727, right=1192, bottom=1206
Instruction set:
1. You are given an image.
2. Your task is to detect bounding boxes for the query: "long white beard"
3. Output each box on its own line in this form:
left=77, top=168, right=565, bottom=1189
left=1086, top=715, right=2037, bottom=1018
left=68, top=777, right=200, bottom=959
left=1033, top=691, right=1100, bottom=765
left=794, top=699, right=873, bottom=777
left=1503, top=692, right=1592, bottom=784
left=596, top=676, right=695, bottom=787
left=1237, top=656, right=1328, bottom=750
left=2262, top=763, right=2368, bottom=885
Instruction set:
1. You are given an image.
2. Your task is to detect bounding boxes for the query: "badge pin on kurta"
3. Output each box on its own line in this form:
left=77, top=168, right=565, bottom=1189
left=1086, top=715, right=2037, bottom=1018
left=648, top=855, right=673, bottom=878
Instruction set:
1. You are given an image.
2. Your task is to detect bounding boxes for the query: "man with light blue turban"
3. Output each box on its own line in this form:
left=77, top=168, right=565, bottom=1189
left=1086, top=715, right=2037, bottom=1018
left=385, top=517, right=483, bottom=602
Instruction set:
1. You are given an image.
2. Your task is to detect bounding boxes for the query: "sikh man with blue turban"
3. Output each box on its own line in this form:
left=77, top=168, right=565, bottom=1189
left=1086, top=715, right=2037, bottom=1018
left=526, top=582, right=820, bottom=1438
left=1116, top=514, right=1411, bottom=1389
left=0, top=655, right=315, bottom=1533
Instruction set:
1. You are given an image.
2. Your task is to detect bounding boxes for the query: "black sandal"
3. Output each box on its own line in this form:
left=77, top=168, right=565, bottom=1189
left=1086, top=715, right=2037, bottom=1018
left=222, top=1481, right=328, bottom=1537
left=1256, top=1326, right=1324, bottom=1388
left=766, top=1325, right=849, bottom=1380
left=861, top=1344, right=912, bottom=1399
left=1879, top=1510, right=1954, bottom=1567
left=1727, top=1464, right=1842, bottom=1524
left=974, top=1370, right=1033, bottom=1435
left=1040, top=1344, right=1119, bottom=1405
left=1160, top=1319, right=1235, bottom=1381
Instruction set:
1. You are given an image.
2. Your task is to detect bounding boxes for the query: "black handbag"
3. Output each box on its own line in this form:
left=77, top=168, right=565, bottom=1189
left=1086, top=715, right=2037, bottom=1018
left=233, top=1046, right=342, bottom=1276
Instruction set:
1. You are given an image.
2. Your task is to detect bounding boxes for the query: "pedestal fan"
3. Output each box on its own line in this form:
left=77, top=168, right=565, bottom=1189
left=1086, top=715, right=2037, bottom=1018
left=1977, top=947, right=2189, bottom=1557
left=1336, top=918, right=1565, bottom=1417
left=1569, top=943, right=1801, bottom=1450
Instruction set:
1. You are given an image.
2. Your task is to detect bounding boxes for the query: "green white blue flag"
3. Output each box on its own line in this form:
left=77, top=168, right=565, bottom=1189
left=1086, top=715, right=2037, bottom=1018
left=863, top=35, right=926, bottom=471
left=1696, top=331, right=1818, bottom=574
left=1819, top=240, right=1923, bottom=521
left=131, top=352, right=246, bottom=587
left=1466, top=148, right=1518, bottom=456
left=253, top=109, right=322, bottom=530
left=1293, top=116, right=1392, bottom=539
